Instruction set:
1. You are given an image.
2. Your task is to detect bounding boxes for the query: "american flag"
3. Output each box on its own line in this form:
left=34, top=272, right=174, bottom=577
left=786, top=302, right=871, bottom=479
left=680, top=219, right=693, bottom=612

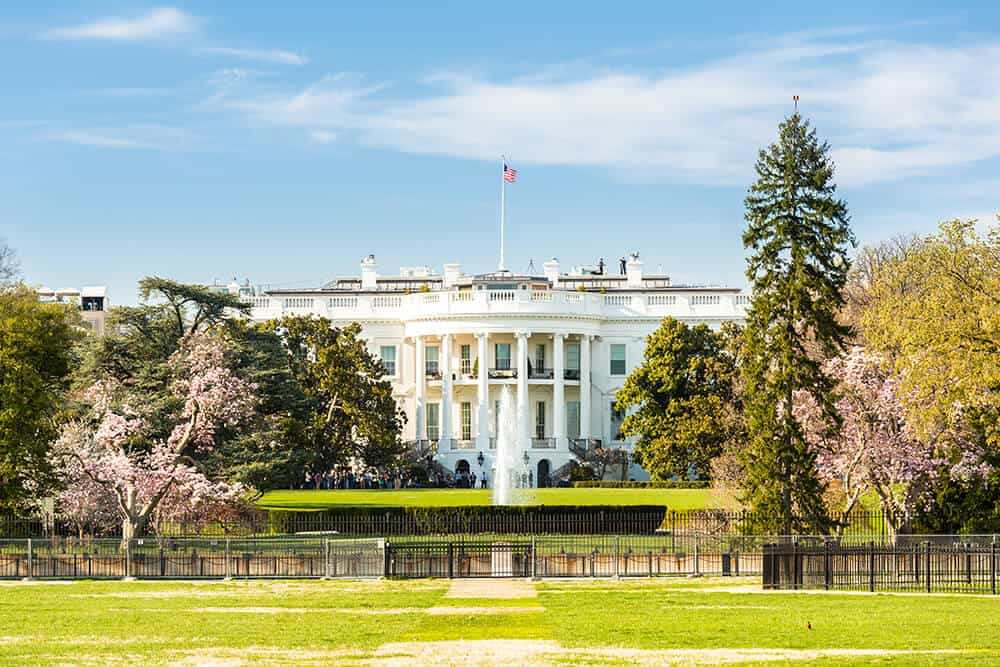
left=503, top=164, right=517, bottom=183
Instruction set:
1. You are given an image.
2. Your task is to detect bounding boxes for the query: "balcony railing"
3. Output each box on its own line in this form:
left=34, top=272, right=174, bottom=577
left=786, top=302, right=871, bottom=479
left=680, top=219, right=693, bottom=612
left=564, top=369, right=581, bottom=380
left=489, top=368, right=516, bottom=379
left=451, top=439, right=475, bottom=450
left=248, top=289, right=750, bottom=321
left=528, top=368, right=554, bottom=379
left=532, top=437, right=556, bottom=449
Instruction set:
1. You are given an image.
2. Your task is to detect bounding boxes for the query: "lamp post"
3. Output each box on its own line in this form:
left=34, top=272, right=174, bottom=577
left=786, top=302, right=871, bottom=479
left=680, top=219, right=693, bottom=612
left=477, top=451, right=485, bottom=468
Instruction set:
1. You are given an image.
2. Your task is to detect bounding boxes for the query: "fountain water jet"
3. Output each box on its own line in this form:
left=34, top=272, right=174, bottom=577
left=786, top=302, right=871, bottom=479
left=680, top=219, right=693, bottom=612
left=492, top=386, right=529, bottom=505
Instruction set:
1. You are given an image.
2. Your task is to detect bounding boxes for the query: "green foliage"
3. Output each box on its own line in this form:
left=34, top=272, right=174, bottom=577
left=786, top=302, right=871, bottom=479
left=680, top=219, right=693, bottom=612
left=0, top=288, right=82, bottom=509
left=572, top=480, right=710, bottom=489
left=615, top=318, right=742, bottom=480
left=740, top=113, right=855, bottom=535
left=860, top=219, right=1000, bottom=452
left=263, top=316, right=406, bottom=480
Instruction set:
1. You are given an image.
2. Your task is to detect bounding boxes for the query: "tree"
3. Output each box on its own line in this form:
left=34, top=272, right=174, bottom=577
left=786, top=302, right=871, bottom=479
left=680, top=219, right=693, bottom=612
left=0, top=239, right=19, bottom=289
left=56, top=332, right=257, bottom=540
left=264, top=316, right=405, bottom=481
left=795, top=347, right=981, bottom=537
left=740, top=112, right=855, bottom=534
left=615, top=318, right=742, bottom=480
left=861, top=218, right=1000, bottom=451
left=0, top=287, right=81, bottom=510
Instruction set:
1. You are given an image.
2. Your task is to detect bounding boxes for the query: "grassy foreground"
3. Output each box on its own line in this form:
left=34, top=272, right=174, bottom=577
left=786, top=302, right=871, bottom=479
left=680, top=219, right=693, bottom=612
left=1, top=578, right=999, bottom=665
left=257, top=487, right=717, bottom=511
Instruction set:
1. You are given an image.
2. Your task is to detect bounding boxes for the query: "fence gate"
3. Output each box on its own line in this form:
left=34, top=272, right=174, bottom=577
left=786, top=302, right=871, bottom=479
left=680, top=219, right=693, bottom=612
left=385, top=541, right=532, bottom=578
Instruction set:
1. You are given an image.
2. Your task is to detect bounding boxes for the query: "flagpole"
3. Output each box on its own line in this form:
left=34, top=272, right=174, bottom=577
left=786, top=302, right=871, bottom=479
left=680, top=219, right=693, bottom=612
left=499, top=154, right=505, bottom=271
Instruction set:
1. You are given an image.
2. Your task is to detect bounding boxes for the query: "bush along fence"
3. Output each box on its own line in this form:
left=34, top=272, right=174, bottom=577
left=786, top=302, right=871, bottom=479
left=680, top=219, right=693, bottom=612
left=2, top=507, right=889, bottom=539
left=762, top=538, right=1000, bottom=594
left=0, top=534, right=758, bottom=580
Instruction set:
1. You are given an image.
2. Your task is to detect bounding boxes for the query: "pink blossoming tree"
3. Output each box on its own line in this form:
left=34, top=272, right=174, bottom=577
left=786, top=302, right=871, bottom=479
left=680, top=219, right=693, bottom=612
left=796, top=347, right=981, bottom=537
left=55, top=332, right=257, bottom=541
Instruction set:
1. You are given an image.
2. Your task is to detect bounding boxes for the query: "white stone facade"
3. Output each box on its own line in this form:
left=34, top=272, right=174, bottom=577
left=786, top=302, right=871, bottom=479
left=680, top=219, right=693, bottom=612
left=247, top=257, right=747, bottom=485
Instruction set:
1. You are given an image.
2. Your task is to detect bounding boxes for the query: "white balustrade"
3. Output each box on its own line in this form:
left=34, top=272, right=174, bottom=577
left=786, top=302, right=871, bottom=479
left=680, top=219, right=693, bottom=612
left=328, top=296, right=359, bottom=308
left=246, top=288, right=748, bottom=321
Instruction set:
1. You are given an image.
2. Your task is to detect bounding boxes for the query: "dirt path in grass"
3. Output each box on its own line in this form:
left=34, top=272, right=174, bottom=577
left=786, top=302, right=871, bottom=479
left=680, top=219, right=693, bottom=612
left=443, top=579, right=537, bottom=599
left=367, top=640, right=977, bottom=666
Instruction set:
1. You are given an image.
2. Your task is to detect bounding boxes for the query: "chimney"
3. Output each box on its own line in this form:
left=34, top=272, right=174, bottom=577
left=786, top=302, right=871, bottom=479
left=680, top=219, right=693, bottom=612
left=626, top=253, right=643, bottom=288
left=360, top=255, right=377, bottom=290
left=443, top=263, right=462, bottom=288
left=543, top=258, right=560, bottom=286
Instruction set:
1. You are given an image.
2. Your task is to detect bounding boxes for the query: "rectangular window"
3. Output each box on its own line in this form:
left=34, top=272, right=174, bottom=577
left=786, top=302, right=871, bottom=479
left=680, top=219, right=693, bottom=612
left=425, top=346, right=440, bottom=376
left=460, top=344, right=472, bottom=375
left=379, top=345, right=396, bottom=376
left=535, top=401, right=546, bottom=439
left=495, top=343, right=511, bottom=371
left=461, top=402, right=472, bottom=440
left=610, top=344, right=627, bottom=376
left=535, top=343, right=545, bottom=371
left=567, top=401, right=581, bottom=440
left=566, top=343, right=580, bottom=371
left=426, top=403, right=440, bottom=441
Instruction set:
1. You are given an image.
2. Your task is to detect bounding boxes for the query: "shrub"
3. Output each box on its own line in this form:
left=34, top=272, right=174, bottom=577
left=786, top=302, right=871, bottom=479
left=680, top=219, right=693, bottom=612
left=572, top=480, right=710, bottom=489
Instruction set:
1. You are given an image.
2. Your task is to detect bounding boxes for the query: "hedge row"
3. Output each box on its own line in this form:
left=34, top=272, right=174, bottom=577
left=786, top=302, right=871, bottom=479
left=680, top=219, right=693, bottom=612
left=572, top=480, right=711, bottom=489
left=267, top=504, right=668, bottom=535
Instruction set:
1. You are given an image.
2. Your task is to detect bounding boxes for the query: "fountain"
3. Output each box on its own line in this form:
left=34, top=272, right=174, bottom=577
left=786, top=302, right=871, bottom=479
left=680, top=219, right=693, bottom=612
left=492, top=386, right=529, bottom=505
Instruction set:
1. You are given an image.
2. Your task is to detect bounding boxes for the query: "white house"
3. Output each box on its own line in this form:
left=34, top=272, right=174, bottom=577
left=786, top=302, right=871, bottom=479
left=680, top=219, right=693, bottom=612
left=245, top=255, right=748, bottom=485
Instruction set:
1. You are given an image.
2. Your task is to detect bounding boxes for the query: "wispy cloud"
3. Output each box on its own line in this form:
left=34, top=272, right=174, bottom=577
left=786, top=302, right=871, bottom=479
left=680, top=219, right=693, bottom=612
left=42, top=7, right=200, bottom=41
left=42, top=125, right=200, bottom=152
left=200, top=33, right=1000, bottom=187
left=199, top=46, right=309, bottom=66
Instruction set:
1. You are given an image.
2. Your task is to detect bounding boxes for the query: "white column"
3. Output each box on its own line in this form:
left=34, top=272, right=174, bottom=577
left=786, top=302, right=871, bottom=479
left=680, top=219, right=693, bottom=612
left=515, top=331, right=530, bottom=450
left=553, top=333, right=566, bottom=449
left=580, top=334, right=592, bottom=441
left=440, top=334, right=452, bottom=446
left=475, top=332, right=489, bottom=450
left=414, top=336, right=425, bottom=440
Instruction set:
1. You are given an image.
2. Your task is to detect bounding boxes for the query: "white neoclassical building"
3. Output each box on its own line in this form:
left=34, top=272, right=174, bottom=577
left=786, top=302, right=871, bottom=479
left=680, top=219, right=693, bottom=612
left=244, top=255, right=747, bottom=485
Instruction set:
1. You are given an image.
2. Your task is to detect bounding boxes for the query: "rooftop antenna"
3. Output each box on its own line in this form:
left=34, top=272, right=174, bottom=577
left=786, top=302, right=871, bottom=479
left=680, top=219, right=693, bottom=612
left=793, top=94, right=799, bottom=112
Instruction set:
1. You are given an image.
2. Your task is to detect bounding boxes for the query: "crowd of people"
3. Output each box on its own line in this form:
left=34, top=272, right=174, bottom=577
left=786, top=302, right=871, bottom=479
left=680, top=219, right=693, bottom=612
left=299, top=467, right=492, bottom=490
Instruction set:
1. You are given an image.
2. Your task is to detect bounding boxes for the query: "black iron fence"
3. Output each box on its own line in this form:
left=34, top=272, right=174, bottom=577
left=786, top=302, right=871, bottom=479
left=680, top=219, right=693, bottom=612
left=763, top=538, right=1000, bottom=594
left=0, top=534, right=760, bottom=580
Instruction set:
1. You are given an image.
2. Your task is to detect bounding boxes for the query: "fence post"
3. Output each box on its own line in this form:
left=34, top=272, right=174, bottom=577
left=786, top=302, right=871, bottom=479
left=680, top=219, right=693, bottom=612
left=992, top=540, right=997, bottom=596
left=614, top=536, right=621, bottom=579
left=383, top=540, right=391, bottom=578
left=925, top=541, right=932, bottom=594
left=824, top=540, right=831, bottom=591
left=224, top=539, right=231, bottom=581
left=693, top=543, right=699, bottom=577
left=447, top=542, right=454, bottom=579
left=24, top=538, right=33, bottom=581
left=124, top=539, right=133, bottom=581
left=530, top=535, right=538, bottom=580
left=323, top=540, right=331, bottom=580
left=868, top=541, right=875, bottom=593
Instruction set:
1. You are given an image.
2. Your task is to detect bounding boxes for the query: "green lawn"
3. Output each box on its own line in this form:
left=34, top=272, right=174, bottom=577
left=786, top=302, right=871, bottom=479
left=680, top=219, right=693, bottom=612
left=256, top=487, right=718, bottom=511
left=1, top=578, right=998, bottom=665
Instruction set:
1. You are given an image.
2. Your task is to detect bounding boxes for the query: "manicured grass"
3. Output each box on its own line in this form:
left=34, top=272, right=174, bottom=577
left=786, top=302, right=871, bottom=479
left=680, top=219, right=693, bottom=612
left=1, top=578, right=999, bottom=665
left=256, top=487, right=717, bottom=511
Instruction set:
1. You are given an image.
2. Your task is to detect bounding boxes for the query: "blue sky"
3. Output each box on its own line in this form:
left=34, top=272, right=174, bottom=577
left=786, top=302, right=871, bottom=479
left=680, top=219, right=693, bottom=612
left=3, top=2, right=1000, bottom=303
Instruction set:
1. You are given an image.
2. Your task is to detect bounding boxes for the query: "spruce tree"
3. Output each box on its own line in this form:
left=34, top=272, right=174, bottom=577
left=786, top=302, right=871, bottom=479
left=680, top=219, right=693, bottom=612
left=741, top=113, right=854, bottom=535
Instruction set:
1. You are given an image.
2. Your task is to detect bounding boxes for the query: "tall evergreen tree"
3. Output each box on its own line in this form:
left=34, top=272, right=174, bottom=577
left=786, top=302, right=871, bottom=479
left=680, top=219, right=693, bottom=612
left=741, top=113, right=854, bottom=534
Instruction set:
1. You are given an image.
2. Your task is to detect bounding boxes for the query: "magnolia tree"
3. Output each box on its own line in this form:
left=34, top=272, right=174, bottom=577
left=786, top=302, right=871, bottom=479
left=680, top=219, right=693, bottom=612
left=55, top=333, right=257, bottom=541
left=796, top=347, right=982, bottom=537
